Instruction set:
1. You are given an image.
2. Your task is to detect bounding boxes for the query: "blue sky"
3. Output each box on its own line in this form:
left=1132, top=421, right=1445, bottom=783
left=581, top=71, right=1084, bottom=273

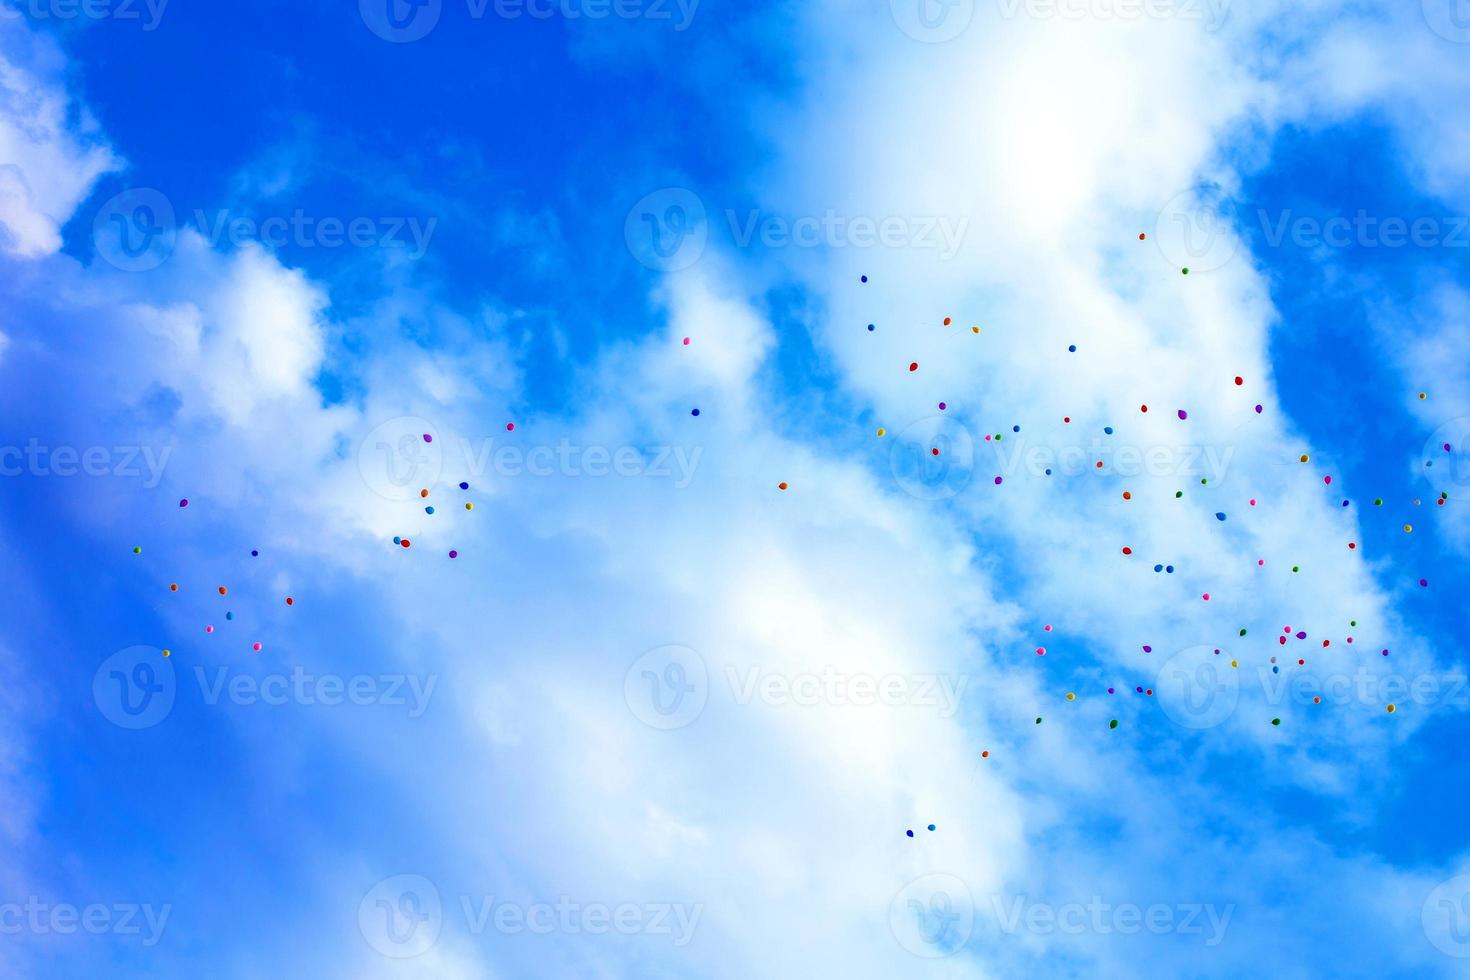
left=3, top=1, right=1470, bottom=977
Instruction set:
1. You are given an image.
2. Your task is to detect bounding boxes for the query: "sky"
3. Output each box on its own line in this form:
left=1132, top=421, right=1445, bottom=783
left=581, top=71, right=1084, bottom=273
left=2, top=0, right=1470, bottom=976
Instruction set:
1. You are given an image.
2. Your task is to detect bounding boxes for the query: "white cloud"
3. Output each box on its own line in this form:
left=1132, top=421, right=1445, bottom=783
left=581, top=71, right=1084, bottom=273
left=0, top=23, right=116, bottom=257
left=2, top=6, right=1469, bottom=978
